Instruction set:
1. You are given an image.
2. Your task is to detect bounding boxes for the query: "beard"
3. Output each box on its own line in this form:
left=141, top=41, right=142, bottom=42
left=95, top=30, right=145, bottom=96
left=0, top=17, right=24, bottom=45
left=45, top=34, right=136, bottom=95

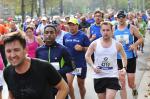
left=11, top=56, right=26, bottom=67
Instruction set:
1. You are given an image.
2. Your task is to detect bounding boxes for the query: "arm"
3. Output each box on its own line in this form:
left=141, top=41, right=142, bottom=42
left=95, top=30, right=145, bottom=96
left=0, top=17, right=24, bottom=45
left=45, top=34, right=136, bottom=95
left=58, top=48, right=75, bottom=74
left=74, top=34, right=90, bottom=52
left=85, top=42, right=101, bottom=73
left=117, top=42, right=127, bottom=69
left=55, top=78, right=69, bottom=99
left=8, top=91, right=15, bottom=99
left=36, top=36, right=44, bottom=46
left=130, top=25, right=143, bottom=50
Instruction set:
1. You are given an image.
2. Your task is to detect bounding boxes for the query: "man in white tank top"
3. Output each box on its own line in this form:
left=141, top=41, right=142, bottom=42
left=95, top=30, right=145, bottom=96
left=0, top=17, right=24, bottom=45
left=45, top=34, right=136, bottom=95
left=85, top=21, right=127, bottom=99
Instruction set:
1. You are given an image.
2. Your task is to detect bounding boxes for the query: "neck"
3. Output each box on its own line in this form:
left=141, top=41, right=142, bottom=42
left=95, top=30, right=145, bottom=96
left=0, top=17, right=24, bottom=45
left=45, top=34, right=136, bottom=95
left=15, top=57, right=31, bottom=74
left=71, top=31, right=78, bottom=35
left=101, top=38, right=112, bottom=48
left=28, top=35, right=34, bottom=39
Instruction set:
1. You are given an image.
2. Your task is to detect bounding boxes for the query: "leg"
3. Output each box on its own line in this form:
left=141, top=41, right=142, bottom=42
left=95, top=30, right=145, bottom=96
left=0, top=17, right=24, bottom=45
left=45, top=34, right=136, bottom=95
left=97, top=92, right=106, bottom=99
left=77, top=77, right=86, bottom=99
left=66, top=73, right=75, bottom=99
left=119, top=71, right=127, bottom=99
left=126, top=58, right=138, bottom=98
left=127, top=73, right=136, bottom=89
left=106, top=88, right=117, bottom=99
left=0, top=91, right=2, bottom=99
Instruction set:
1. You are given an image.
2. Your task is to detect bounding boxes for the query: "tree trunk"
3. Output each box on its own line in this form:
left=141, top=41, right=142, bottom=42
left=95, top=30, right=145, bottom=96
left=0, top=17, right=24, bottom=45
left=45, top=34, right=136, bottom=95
left=21, top=0, right=25, bottom=23
left=31, top=0, right=34, bottom=17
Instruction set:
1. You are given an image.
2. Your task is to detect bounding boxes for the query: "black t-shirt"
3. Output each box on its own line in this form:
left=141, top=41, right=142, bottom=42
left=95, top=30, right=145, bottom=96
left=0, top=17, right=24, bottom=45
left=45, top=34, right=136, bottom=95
left=3, top=58, right=62, bottom=99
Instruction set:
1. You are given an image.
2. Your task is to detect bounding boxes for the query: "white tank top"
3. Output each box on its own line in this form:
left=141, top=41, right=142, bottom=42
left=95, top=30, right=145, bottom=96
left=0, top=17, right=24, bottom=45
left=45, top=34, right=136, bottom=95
left=92, top=38, right=119, bottom=78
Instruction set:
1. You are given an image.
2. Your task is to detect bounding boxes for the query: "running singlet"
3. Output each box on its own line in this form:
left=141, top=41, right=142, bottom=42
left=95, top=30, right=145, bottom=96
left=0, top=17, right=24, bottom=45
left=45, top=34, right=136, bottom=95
left=93, top=38, right=118, bottom=78
left=26, top=37, right=39, bottom=58
left=114, top=25, right=136, bottom=59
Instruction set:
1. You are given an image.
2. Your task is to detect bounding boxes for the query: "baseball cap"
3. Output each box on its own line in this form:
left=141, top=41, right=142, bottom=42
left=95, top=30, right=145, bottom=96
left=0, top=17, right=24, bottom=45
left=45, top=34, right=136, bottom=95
left=68, top=18, right=79, bottom=25
left=52, top=20, right=60, bottom=26
left=41, top=16, right=47, bottom=21
left=117, top=10, right=127, bottom=18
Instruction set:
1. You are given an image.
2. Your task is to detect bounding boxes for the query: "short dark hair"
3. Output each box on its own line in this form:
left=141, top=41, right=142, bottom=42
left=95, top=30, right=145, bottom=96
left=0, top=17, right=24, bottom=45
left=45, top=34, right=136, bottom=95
left=44, top=24, right=57, bottom=33
left=94, top=10, right=104, bottom=18
left=3, top=31, right=26, bottom=49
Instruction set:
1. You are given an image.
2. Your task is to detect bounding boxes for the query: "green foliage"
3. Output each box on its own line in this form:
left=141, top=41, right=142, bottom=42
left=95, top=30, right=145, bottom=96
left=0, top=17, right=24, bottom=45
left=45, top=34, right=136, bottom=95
left=2, top=0, right=150, bottom=16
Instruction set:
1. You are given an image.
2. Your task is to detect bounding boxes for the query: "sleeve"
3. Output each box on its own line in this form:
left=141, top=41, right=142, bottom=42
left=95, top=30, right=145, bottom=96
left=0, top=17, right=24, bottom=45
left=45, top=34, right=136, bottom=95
left=3, top=68, right=10, bottom=89
left=45, top=63, right=62, bottom=86
left=35, top=48, right=39, bottom=58
left=83, top=34, right=90, bottom=47
left=58, top=47, right=75, bottom=74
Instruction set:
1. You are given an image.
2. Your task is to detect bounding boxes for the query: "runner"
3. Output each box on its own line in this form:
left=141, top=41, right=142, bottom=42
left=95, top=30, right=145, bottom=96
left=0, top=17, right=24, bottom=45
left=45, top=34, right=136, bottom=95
left=25, top=25, right=44, bottom=58
left=63, top=18, right=90, bottom=99
left=114, top=10, right=143, bottom=99
left=85, top=21, right=127, bottom=99
left=87, top=10, right=104, bottom=42
left=3, top=31, right=69, bottom=99
left=36, top=24, right=75, bottom=98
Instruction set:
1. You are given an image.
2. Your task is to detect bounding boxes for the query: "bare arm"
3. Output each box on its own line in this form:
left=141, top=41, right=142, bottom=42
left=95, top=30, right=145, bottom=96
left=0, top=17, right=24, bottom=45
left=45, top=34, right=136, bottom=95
left=36, top=36, right=44, bottom=46
left=117, top=42, right=127, bottom=68
left=8, top=91, right=15, bottom=99
left=55, top=78, right=69, bottom=99
left=85, top=42, right=95, bottom=68
left=130, top=25, right=143, bottom=50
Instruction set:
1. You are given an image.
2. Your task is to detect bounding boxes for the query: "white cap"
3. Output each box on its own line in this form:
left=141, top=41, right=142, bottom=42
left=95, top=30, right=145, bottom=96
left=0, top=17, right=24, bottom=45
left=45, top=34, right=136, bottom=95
left=41, top=16, right=47, bottom=21
left=26, top=18, right=31, bottom=23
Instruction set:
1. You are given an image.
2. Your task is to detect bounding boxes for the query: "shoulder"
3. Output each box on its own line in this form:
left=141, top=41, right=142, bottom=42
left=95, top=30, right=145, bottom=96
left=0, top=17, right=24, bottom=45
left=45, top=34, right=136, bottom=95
left=3, top=66, right=14, bottom=81
left=36, top=45, right=47, bottom=52
left=31, top=58, right=52, bottom=69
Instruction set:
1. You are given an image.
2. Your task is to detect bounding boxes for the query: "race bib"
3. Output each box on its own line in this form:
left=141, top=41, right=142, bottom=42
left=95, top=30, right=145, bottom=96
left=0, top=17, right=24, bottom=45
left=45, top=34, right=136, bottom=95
left=115, top=35, right=129, bottom=45
left=51, top=62, right=60, bottom=70
left=95, top=57, right=113, bottom=73
left=72, top=68, right=82, bottom=75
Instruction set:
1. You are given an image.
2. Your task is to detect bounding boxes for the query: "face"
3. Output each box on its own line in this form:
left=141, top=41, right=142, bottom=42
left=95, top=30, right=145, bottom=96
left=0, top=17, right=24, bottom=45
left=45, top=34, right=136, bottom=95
left=101, top=24, right=112, bottom=40
left=94, top=13, right=103, bottom=24
left=117, top=16, right=126, bottom=25
left=137, top=15, right=142, bottom=21
left=44, top=27, right=56, bottom=45
left=26, top=28, right=34, bottom=36
left=68, top=23, right=78, bottom=34
left=5, top=40, right=27, bottom=67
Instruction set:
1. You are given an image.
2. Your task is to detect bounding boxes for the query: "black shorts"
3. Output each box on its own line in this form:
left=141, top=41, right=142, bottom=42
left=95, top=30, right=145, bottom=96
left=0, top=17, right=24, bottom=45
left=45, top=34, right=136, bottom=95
left=0, top=86, right=3, bottom=91
left=94, top=78, right=121, bottom=93
left=117, top=57, right=136, bottom=73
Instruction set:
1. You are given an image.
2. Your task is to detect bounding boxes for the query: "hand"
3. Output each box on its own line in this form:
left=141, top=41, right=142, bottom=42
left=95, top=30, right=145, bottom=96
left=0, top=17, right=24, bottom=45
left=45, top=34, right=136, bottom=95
left=91, top=66, right=101, bottom=73
left=74, top=44, right=83, bottom=51
left=129, top=44, right=137, bottom=51
left=119, top=68, right=126, bottom=77
left=91, top=34, right=96, bottom=39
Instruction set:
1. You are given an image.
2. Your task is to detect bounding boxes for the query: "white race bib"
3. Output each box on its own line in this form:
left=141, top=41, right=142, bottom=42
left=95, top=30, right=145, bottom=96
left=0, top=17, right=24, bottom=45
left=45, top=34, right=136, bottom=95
left=51, top=62, right=60, bottom=70
left=72, top=68, right=82, bottom=75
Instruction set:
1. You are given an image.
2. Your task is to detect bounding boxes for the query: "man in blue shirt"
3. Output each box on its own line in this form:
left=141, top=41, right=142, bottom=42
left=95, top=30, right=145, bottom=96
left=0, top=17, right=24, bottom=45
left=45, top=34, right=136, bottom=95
left=63, top=18, right=90, bottom=99
left=87, top=10, right=104, bottom=42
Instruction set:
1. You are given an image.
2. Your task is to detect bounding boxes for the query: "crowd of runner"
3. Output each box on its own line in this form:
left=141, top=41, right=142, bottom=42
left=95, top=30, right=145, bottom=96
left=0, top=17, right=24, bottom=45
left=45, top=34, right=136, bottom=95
left=0, top=9, right=149, bottom=99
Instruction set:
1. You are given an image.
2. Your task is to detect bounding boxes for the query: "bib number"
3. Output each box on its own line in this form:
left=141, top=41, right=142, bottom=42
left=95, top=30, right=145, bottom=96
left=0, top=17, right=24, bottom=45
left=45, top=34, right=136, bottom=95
left=51, top=62, right=60, bottom=70
left=72, top=68, right=82, bottom=75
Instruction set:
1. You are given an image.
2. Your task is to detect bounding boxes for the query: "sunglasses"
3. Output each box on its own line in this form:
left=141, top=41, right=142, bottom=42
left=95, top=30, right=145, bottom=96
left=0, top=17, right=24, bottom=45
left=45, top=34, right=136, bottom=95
left=117, top=16, right=126, bottom=19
